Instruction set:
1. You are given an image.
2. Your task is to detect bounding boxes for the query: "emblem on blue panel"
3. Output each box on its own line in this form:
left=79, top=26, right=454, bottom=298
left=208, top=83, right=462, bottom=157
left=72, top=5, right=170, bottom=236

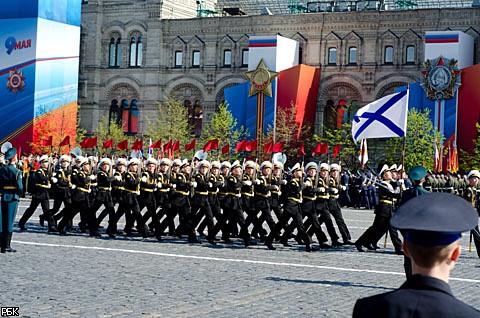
left=7, top=70, right=26, bottom=93
left=420, top=56, right=461, bottom=101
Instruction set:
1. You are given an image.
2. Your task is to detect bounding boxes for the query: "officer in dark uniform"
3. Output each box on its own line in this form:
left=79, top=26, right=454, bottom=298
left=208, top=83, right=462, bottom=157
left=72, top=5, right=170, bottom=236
left=0, top=147, right=23, bottom=253
left=154, top=158, right=174, bottom=236
left=462, top=170, right=480, bottom=258
left=328, top=164, right=354, bottom=245
left=242, top=161, right=265, bottom=239
left=265, top=163, right=314, bottom=252
left=270, top=162, right=284, bottom=220
left=253, top=161, right=277, bottom=240
left=19, top=154, right=57, bottom=232
left=123, top=158, right=149, bottom=238
left=353, top=193, right=480, bottom=317
left=206, top=161, right=229, bottom=242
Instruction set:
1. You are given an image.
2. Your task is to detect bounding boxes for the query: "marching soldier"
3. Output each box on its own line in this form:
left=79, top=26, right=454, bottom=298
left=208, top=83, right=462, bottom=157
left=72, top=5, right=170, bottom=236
left=58, top=157, right=99, bottom=236
left=91, top=158, right=117, bottom=237
left=224, top=161, right=253, bottom=246
left=265, top=163, right=313, bottom=252
left=0, top=147, right=23, bottom=253
left=19, top=155, right=58, bottom=232
left=206, top=161, right=229, bottom=242
left=253, top=161, right=277, bottom=239
left=270, top=162, right=285, bottom=220
left=355, top=164, right=402, bottom=254
left=171, top=159, right=200, bottom=243
left=217, top=161, right=232, bottom=242
left=242, top=161, right=264, bottom=239
left=463, top=170, right=480, bottom=258
left=138, top=157, right=163, bottom=241
left=328, top=164, right=354, bottom=245
left=48, top=155, right=72, bottom=227
left=191, top=160, right=216, bottom=244
left=154, top=158, right=174, bottom=236
left=158, top=159, right=183, bottom=236
left=110, top=158, right=131, bottom=234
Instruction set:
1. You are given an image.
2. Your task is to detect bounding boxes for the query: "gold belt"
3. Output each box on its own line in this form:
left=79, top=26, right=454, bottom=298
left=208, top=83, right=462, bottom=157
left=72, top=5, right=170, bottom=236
left=241, top=192, right=254, bottom=197
left=288, top=197, right=302, bottom=203
left=256, top=193, right=270, bottom=198
left=78, top=187, right=90, bottom=193
left=98, top=187, right=111, bottom=191
left=113, top=186, right=125, bottom=190
left=318, top=195, right=329, bottom=199
left=175, top=190, right=189, bottom=196
left=37, top=184, right=50, bottom=189
left=329, top=195, right=339, bottom=199
left=194, top=191, right=209, bottom=195
left=227, top=192, right=241, bottom=197
left=303, top=196, right=316, bottom=201
left=159, top=189, right=169, bottom=193
left=124, top=188, right=140, bottom=194
left=3, top=186, right=17, bottom=190
left=141, top=188, right=154, bottom=192
left=380, top=199, right=393, bottom=204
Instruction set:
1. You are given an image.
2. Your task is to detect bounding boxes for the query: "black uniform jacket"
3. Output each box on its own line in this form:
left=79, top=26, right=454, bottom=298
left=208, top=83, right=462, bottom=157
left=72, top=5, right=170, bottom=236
left=353, top=274, right=480, bottom=318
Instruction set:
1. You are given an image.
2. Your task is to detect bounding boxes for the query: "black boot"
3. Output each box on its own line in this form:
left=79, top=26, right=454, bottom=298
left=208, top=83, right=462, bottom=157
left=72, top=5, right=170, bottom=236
left=0, top=232, right=4, bottom=253
left=4, top=232, right=16, bottom=253
left=39, top=214, right=45, bottom=227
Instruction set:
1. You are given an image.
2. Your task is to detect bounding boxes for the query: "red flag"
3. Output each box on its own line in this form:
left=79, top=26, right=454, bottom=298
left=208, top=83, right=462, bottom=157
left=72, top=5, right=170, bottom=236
left=235, top=140, right=247, bottom=152
left=184, top=139, right=196, bottom=152
left=87, top=136, right=98, bottom=148
left=297, top=142, right=306, bottom=156
left=43, top=136, right=53, bottom=147
left=321, top=142, right=329, bottom=154
left=150, top=139, right=162, bottom=149
left=203, top=139, right=219, bottom=152
left=246, top=140, right=258, bottom=152
left=164, top=139, right=173, bottom=151
left=59, top=136, right=70, bottom=147
left=312, top=142, right=322, bottom=156
left=102, top=138, right=113, bottom=149
left=79, top=137, right=90, bottom=148
left=333, top=144, right=341, bottom=158
left=272, top=142, right=283, bottom=153
left=172, top=140, right=180, bottom=151
left=117, top=139, right=128, bottom=151
left=221, top=144, right=230, bottom=154
left=131, top=139, right=143, bottom=151
left=263, top=141, right=273, bottom=153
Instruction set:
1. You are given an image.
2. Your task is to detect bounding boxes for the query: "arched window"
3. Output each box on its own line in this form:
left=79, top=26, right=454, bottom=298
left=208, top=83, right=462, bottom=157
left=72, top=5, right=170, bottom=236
left=328, top=47, right=337, bottom=65
left=121, top=99, right=139, bottom=134
left=348, top=47, right=357, bottom=64
left=223, top=49, right=232, bottom=67
left=109, top=37, right=122, bottom=67
left=109, top=99, right=120, bottom=125
left=384, top=46, right=394, bottom=64
left=324, top=100, right=336, bottom=131
left=406, top=45, right=415, bottom=64
left=129, top=36, right=143, bottom=67
left=336, top=100, right=347, bottom=128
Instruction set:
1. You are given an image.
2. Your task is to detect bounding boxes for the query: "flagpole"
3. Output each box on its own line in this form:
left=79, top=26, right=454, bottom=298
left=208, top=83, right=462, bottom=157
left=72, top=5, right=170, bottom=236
left=400, top=136, right=406, bottom=196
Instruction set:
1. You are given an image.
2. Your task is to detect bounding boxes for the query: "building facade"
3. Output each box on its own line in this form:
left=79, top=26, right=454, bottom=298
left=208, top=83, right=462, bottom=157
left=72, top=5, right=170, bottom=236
left=78, top=0, right=480, bottom=137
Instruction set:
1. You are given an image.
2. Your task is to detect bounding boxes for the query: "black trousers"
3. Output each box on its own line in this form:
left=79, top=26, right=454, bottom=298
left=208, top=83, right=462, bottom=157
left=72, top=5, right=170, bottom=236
left=266, top=201, right=311, bottom=245
left=328, top=199, right=351, bottom=242
left=19, top=197, right=55, bottom=229
left=58, top=198, right=97, bottom=234
left=91, top=200, right=117, bottom=235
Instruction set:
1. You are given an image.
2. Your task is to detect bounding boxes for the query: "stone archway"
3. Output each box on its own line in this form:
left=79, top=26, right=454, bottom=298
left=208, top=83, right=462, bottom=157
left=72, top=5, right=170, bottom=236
left=171, top=83, right=204, bottom=137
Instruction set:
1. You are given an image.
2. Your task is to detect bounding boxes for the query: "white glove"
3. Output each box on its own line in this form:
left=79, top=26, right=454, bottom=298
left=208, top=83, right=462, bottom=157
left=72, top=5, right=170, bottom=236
left=115, top=175, right=121, bottom=181
left=319, top=187, right=325, bottom=193
left=47, top=184, right=51, bottom=189
left=89, top=175, right=96, bottom=180
left=157, top=182, right=162, bottom=188
left=192, top=181, right=197, bottom=187
left=52, top=172, right=56, bottom=177
left=51, top=177, right=58, bottom=183
left=281, top=180, right=287, bottom=185
left=332, top=188, right=338, bottom=194
left=243, top=180, right=252, bottom=186
left=87, top=189, right=91, bottom=193
left=273, top=185, right=279, bottom=191
left=341, top=185, right=346, bottom=191
left=71, top=184, right=76, bottom=189
left=208, top=182, right=213, bottom=188
left=305, top=180, right=312, bottom=187
left=254, top=179, right=261, bottom=185
left=172, top=184, right=177, bottom=189
left=141, top=176, right=147, bottom=182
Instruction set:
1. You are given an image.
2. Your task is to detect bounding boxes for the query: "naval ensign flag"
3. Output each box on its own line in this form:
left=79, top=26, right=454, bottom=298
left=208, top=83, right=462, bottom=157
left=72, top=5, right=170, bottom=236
left=352, top=89, right=409, bottom=143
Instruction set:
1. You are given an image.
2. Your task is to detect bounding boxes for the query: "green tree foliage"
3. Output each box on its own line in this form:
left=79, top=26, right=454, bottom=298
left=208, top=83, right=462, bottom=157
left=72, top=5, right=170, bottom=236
left=200, top=101, right=248, bottom=160
left=383, top=108, right=442, bottom=171
left=322, top=122, right=358, bottom=168
left=144, top=97, right=192, bottom=148
left=95, top=116, right=129, bottom=155
left=459, top=122, right=480, bottom=172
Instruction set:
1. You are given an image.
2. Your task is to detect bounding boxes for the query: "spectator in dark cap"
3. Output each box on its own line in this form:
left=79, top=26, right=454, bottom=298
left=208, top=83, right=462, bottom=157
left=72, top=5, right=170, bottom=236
left=353, top=193, right=480, bottom=317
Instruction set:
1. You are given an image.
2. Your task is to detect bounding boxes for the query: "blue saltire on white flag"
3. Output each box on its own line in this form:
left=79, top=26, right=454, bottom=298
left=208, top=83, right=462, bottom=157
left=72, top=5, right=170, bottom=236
left=352, top=89, right=409, bottom=143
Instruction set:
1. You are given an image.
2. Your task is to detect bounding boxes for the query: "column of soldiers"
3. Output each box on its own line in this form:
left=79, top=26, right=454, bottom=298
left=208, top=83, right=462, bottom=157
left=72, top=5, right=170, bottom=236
left=6, top=148, right=479, bottom=256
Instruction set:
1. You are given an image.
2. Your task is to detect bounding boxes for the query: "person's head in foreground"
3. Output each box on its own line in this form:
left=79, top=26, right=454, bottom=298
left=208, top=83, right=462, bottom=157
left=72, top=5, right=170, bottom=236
left=353, top=192, right=480, bottom=318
